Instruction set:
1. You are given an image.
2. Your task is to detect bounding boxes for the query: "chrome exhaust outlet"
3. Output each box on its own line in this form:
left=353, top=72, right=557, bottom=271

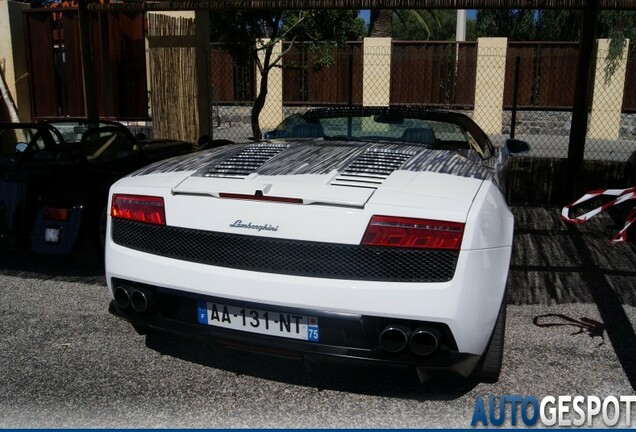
left=379, top=325, right=411, bottom=353
left=409, top=327, right=441, bottom=357
left=114, top=286, right=132, bottom=309
left=130, top=287, right=155, bottom=313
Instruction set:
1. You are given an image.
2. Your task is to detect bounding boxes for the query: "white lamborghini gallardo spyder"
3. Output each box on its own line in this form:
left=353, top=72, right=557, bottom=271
left=105, top=107, right=529, bottom=382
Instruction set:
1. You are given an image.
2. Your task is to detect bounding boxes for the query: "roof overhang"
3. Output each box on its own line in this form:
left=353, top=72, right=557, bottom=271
left=87, top=0, right=636, bottom=12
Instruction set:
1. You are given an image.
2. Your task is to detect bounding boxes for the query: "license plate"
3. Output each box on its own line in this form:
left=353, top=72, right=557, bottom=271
left=197, top=301, right=319, bottom=342
left=44, top=228, right=61, bottom=243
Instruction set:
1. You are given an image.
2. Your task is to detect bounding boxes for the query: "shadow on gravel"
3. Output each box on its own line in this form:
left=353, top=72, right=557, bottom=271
left=0, top=249, right=104, bottom=285
left=145, top=332, right=478, bottom=401
left=508, top=207, right=636, bottom=391
left=508, top=207, right=636, bottom=306
left=567, top=224, right=636, bottom=391
left=532, top=314, right=606, bottom=344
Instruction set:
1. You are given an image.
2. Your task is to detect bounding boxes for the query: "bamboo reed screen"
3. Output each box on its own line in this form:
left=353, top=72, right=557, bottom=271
left=148, top=13, right=198, bottom=142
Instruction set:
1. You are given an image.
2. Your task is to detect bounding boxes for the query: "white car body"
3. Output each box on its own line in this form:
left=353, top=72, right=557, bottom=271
left=105, top=107, right=525, bottom=382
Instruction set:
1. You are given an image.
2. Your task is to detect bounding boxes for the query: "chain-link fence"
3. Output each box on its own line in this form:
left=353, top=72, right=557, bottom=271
left=390, top=42, right=476, bottom=108
left=209, top=42, right=365, bottom=142
left=501, top=42, right=634, bottom=161
left=207, top=44, right=254, bottom=141
left=499, top=42, right=579, bottom=159
left=206, top=38, right=635, bottom=162
left=585, top=41, right=634, bottom=161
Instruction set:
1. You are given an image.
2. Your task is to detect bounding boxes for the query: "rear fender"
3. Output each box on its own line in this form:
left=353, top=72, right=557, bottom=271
left=30, top=175, right=111, bottom=255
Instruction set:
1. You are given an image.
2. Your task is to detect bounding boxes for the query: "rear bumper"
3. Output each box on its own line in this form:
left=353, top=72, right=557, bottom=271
left=108, top=282, right=481, bottom=376
left=106, top=239, right=511, bottom=356
left=30, top=206, right=83, bottom=255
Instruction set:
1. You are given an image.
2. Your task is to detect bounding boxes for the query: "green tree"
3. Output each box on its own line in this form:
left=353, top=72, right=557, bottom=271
left=535, top=9, right=636, bottom=43
left=368, top=10, right=441, bottom=39
left=476, top=9, right=635, bottom=81
left=283, top=10, right=365, bottom=69
left=475, top=9, right=537, bottom=40
left=210, top=10, right=364, bottom=139
left=534, top=10, right=635, bottom=81
left=466, top=20, right=477, bottom=41
left=598, top=11, right=636, bottom=81
left=392, top=9, right=457, bottom=40
left=478, top=9, right=636, bottom=46
left=535, top=10, right=581, bottom=41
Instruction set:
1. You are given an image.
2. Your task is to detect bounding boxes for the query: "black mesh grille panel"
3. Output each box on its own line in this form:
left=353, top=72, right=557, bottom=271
left=112, top=219, right=459, bottom=282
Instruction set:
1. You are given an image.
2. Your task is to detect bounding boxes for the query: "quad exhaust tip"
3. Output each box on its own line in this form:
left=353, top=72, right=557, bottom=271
left=379, top=325, right=441, bottom=356
left=114, top=285, right=155, bottom=313
left=130, top=287, right=155, bottom=313
left=379, top=325, right=411, bottom=353
left=409, top=327, right=441, bottom=357
left=114, top=285, right=132, bottom=309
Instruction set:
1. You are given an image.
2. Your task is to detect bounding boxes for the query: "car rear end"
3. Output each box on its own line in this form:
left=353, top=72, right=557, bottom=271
left=105, top=159, right=513, bottom=379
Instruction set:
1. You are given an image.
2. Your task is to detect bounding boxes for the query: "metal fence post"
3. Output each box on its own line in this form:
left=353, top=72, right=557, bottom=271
left=348, top=47, right=353, bottom=107
left=510, top=56, right=521, bottom=139
left=566, top=0, right=599, bottom=200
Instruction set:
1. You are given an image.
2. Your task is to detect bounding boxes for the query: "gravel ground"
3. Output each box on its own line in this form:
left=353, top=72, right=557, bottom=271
left=0, top=206, right=634, bottom=428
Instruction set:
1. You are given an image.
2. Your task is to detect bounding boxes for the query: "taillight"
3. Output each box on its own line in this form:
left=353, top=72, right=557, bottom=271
left=362, top=215, right=464, bottom=250
left=43, top=207, right=70, bottom=221
left=111, top=194, right=166, bottom=225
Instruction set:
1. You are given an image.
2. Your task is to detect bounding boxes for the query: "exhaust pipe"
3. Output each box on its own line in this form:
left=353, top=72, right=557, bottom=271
left=130, top=287, right=155, bottom=313
left=409, top=327, right=441, bottom=357
left=114, top=286, right=132, bottom=309
left=379, top=325, right=411, bottom=353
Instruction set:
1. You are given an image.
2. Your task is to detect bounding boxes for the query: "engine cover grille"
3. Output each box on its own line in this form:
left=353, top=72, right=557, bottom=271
left=112, top=219, right=459, bottom=282
left=331, top=150, right=413, bottom=188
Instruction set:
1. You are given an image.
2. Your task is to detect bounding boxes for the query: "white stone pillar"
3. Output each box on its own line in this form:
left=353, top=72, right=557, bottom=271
left=588, top=38, right=630, bottom=140
left=362, top=37, right=391, bottom=107
left=473, top=37, right=508, bottom=134
left=256, top=38, right=283, bottom=131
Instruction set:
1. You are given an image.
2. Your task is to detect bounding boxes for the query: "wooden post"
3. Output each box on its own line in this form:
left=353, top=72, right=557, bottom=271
left=99, top=12, right=114, bottom=117
left=78, top=0, right=98, bottom=121
left=195, top=9, right=210, bottom=139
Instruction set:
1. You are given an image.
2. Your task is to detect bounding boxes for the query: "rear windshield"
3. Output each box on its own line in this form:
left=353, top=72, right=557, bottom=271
left=265, top=111, right=491, bottom=158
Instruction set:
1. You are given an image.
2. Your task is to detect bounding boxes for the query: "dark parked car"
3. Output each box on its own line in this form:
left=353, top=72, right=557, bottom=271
left=0, top=120, right=194, bottom=259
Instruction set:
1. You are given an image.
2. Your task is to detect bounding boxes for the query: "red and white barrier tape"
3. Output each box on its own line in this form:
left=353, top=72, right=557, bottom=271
left=561, top=186, right=636, bottom=243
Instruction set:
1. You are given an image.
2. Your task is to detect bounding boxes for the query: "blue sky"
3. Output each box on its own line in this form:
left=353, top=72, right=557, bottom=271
left=359, top=9, right=477, bottom=23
